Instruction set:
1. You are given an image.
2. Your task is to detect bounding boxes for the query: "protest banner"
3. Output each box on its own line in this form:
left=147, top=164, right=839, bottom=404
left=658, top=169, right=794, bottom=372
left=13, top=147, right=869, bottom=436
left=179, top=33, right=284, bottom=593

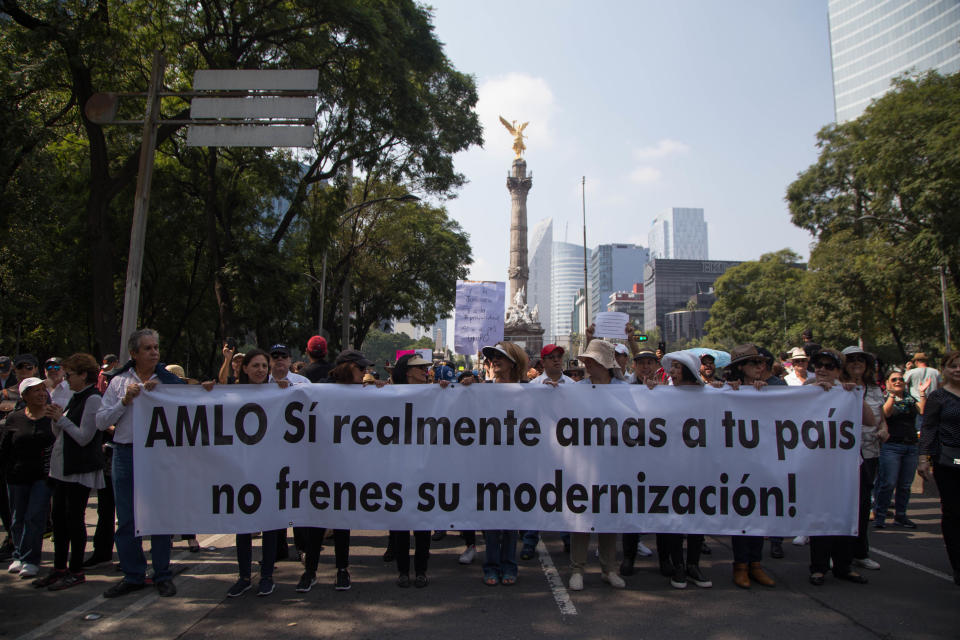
left=132, top=383, right=861, bottom=537
left=454, top=280, right=505, bottom=355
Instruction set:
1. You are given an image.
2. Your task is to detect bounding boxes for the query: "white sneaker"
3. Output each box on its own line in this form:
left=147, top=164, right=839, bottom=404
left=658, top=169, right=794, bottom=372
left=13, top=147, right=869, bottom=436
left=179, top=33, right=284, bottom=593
left=18, top=563, right=38, bottom=578
left=458, top=545, right=476, bottom=565
left=792, top=535, right=808, bottom=546
left=636, top=541, right=654, bottom=557
left=568, top=572, right=584, bottom=590
left=8, top=559, right=22, bottom=573
left=602, top=571, right=626, bottom=588
left=853, top=557, right=880, bottom=570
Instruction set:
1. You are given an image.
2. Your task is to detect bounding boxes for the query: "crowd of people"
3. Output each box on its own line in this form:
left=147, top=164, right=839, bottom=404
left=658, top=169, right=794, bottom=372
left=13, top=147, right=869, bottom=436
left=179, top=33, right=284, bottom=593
left=0, top=327, right=958, bottom=601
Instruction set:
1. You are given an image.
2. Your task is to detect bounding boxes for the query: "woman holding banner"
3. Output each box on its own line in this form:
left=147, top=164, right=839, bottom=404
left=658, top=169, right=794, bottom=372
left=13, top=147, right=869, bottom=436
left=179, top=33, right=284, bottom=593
left=724, top=344, right=777, bottom=589
left=227, top=349, right=290, bottom=598
left=386, top=354, right=436, bottom=587
left=652, top=351, right=712, bottom=590
left=565, top=340, right=627, bottom=591
left=478, top=342, right=528, bottom=586
left=840, top=346, right=887, bottom=571
left=806, top=348, right=875, bottom=586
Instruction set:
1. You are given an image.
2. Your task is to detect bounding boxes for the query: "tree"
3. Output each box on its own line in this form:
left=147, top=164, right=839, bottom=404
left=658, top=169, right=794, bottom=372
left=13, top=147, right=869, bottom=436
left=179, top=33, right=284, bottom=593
left=787, top=71, right=960, bottom=351
left=703, top=250, right=807, bottom=354
left=0, top=1, right=481, bottom=368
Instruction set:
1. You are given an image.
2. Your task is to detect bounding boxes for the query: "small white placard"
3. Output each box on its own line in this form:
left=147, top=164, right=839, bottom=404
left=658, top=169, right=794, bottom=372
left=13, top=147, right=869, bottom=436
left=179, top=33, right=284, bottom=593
left=594, top=311, right=629, bottom=338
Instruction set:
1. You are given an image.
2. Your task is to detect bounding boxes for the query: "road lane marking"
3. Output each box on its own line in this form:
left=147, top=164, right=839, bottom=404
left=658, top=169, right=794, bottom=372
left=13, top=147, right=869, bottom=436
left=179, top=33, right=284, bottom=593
left=871, top=546, right=953, bottom=582
left=15, top=534, right=231, bottom=640
left=536, top=540, right=577, bottom=616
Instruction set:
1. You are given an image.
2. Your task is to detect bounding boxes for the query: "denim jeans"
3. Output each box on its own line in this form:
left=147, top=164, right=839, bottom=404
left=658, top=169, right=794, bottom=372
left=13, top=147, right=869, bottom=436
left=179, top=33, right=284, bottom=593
left=483, top=530, right=518, bottom=578
left=520, top=530, right=539, bottom=549
left=112, top=444, right=171, bottom=584
left=874, top=442, right=919, bottom=519
left=7, top=479, right=52, bottom=565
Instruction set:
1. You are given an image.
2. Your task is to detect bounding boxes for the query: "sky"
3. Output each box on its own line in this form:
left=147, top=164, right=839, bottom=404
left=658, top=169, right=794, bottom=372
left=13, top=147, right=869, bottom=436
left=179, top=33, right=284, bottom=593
left=423, top=0, right=836, bottom=285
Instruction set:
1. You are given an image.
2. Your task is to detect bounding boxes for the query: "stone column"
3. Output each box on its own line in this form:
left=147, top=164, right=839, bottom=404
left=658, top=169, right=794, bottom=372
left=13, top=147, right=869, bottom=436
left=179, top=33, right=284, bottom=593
left=507, top=158, right=533, bottom=304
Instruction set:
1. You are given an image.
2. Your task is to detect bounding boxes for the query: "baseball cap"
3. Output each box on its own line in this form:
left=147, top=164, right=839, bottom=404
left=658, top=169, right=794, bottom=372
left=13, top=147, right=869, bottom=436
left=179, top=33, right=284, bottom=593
left=613, top=343, right=630, bottom=356
left=335, top=349, right=373, bottom=368
left=18, top=377, right=45, bottom=395
left=540, top=344, right=564, bottom=358
left=306, top=335, right=327, bottom=356
left=269, top=344, right=291, bottom=358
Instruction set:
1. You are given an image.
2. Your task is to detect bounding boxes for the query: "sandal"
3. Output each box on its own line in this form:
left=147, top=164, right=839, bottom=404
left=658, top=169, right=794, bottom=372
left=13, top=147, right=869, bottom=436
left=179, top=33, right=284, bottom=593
left=483, top=573, right=499, bottom=586
left=501, top=575, right=517, bottom=586
left=809, top=572, right=825, bottom=586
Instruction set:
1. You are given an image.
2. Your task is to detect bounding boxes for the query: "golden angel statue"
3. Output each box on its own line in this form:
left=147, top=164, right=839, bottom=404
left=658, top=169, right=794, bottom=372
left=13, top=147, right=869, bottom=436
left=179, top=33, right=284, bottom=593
left=499, top=116, right=529, bottom=159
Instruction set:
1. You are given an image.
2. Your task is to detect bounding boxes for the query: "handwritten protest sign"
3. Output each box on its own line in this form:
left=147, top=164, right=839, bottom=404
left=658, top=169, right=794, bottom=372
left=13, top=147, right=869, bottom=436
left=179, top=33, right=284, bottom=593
left=454, top=280, right=505, bottom=355
left=594, top=311, right=629, bottom=338
left=133, top=384, right=861, bottom=537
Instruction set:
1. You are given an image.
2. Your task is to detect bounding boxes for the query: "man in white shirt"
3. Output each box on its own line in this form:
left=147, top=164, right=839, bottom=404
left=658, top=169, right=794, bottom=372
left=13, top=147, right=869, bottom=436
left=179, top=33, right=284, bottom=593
left=784, top=347, right=811, bottom=386
left=268, top=343, right=310, bottom=385
left=530, top=344, right=573, bottom=384
left=96, top=328, right=184, bottom=598
left=614, top=343, right=635, bottom=383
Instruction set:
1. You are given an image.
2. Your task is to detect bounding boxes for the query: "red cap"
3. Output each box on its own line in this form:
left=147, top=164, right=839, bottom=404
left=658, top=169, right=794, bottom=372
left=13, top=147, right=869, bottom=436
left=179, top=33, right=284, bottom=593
left=307, top=335, right=327, bottom=356
left=540, top=344, right=564, bottom=358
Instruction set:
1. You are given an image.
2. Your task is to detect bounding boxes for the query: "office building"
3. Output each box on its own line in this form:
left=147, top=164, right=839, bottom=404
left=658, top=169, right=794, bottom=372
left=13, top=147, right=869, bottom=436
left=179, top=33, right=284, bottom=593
left=829, top=0, right=960, bottom=122
left=608, top=284, right=644, bottom=328
left=527, top=218, right=553, bottom=339
left=588, top=243, right=649, bottom=318
left=643, top=258, right=741, bottom=347
left=648, top=208, right=708, bottom=260
left=551, top=241, right=585, bottom=349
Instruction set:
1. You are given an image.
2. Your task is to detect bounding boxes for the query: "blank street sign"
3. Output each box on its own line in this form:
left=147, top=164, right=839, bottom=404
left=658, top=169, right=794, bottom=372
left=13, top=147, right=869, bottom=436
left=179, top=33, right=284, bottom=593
left=193, top=69, right=318, bottom=90
left=186, top=125, right=314, bottom=147
left=190, top=96, right=316, bottom=119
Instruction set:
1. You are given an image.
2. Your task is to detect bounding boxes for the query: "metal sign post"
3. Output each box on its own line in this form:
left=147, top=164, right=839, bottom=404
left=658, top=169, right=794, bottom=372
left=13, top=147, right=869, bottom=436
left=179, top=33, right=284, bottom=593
left=88, top=57, right=319, bottom=355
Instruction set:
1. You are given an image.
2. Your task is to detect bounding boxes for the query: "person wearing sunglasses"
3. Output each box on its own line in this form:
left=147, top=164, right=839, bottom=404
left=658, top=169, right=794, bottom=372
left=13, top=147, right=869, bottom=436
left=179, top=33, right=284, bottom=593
left=43, top=357, right=72, bottom=408
left=839, top=346, right=888, bottom=572
left=805, top=348, right=878, bottom=586
left=874, top=368, right=927, bottom=530
left=723, top=344, right=779, bottom=588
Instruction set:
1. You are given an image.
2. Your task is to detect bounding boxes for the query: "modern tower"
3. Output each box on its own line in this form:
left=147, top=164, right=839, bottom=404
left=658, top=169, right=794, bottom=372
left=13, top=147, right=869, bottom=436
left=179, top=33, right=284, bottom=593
left=551, top=241, right=584, bottom=348
left=527, top=217, right=553, bottom=339
left=588, top=243, right=649, bottom=318
left=648, top=207, right=708, bottom=260
left=828, top=0, right=960, bottom=122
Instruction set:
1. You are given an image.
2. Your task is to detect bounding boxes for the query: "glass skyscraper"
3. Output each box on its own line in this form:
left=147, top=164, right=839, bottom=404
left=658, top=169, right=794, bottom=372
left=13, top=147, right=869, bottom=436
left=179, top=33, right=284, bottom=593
left=527, top=217, right=553, bottom=339
left=587, top=243, right=649, bottom=318
left=829, top=0, right=960, bottom=122
left=551, top=241, right=585, bottom=347
left=648, top=208, right=708, bottom=261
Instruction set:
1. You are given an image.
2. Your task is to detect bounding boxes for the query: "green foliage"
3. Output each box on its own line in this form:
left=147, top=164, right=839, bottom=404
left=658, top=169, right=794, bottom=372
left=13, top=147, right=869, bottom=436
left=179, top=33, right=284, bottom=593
left=703, top=250, right=807, bottom=354
left=786, top=70, right=960, bottom=354
left=0, top=1, right=480, bottom=374
left=360, top=328, right=436, bottom=379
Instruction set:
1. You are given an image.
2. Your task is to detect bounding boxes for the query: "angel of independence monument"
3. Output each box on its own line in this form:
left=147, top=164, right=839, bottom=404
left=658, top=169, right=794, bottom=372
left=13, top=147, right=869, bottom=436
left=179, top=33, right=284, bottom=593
left=499, top=116, right=544, bottom=360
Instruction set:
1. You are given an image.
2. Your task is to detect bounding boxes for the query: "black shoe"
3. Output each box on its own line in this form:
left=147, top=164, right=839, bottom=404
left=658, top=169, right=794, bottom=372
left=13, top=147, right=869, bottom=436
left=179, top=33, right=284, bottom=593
left=32, top=570, right=67, bottom=588
left=431, top=531, right=446, bottom=542
left=335, top=568, right=351, bottom=591
left=893, top=516, right=917, bottom=529
left=82, top=554, right=112, bottom=568
left=836, top=572, right=868, bottom=584
left=700, top=541, right=711, bottom=555
left=227, top=578, right=252, bottom=597
left=520, top=545, right=535, bottom=561
left=619, top=559, right=635, bottom=577
left=685, top=564, right=712, bottom=588
left=873, top=519, right=886, bottom=529
left=397, top=573, right=410, bottom=588
left=659, top=556, right=674, bottom=577
left=296, top=572, right=316, bottom=593
left=156, top=580, right=177, bottom=597
left=103, top=580, right=146, bottom=598
left=670, top=564, right=687, bottom=589
left=414, top=573, right=428, bottom=588
left=770, top=540, right=784, bottom=559
left=809, top=572, right=825, bottom=586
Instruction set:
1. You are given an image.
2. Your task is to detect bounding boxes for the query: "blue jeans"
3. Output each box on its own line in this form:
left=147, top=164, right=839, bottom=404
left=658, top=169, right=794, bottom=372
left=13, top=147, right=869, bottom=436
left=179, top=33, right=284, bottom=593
left=483, top=530, right=518, bottom=579
left=7, top=480, right=52, bottom=565
left=520, top=530, right=539, bottom=549
left=874, top=442, right=918, bottom=520
left=113, top=444, right=171, bottom=584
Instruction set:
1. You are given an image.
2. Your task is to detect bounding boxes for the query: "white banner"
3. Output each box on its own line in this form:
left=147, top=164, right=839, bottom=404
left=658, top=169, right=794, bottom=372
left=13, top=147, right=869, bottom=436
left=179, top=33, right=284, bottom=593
left=131, top=384, right=861, bottom=537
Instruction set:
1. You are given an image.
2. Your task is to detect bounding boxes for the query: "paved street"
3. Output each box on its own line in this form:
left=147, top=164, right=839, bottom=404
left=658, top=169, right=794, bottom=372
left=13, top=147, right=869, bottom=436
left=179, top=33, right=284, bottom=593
left=2, top=482, right=956, bottom=640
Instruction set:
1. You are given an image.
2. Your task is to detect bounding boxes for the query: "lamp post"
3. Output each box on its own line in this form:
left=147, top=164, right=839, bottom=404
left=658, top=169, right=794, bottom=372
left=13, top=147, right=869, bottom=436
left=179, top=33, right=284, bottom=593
left=856, top=215, right=952, bottom=349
